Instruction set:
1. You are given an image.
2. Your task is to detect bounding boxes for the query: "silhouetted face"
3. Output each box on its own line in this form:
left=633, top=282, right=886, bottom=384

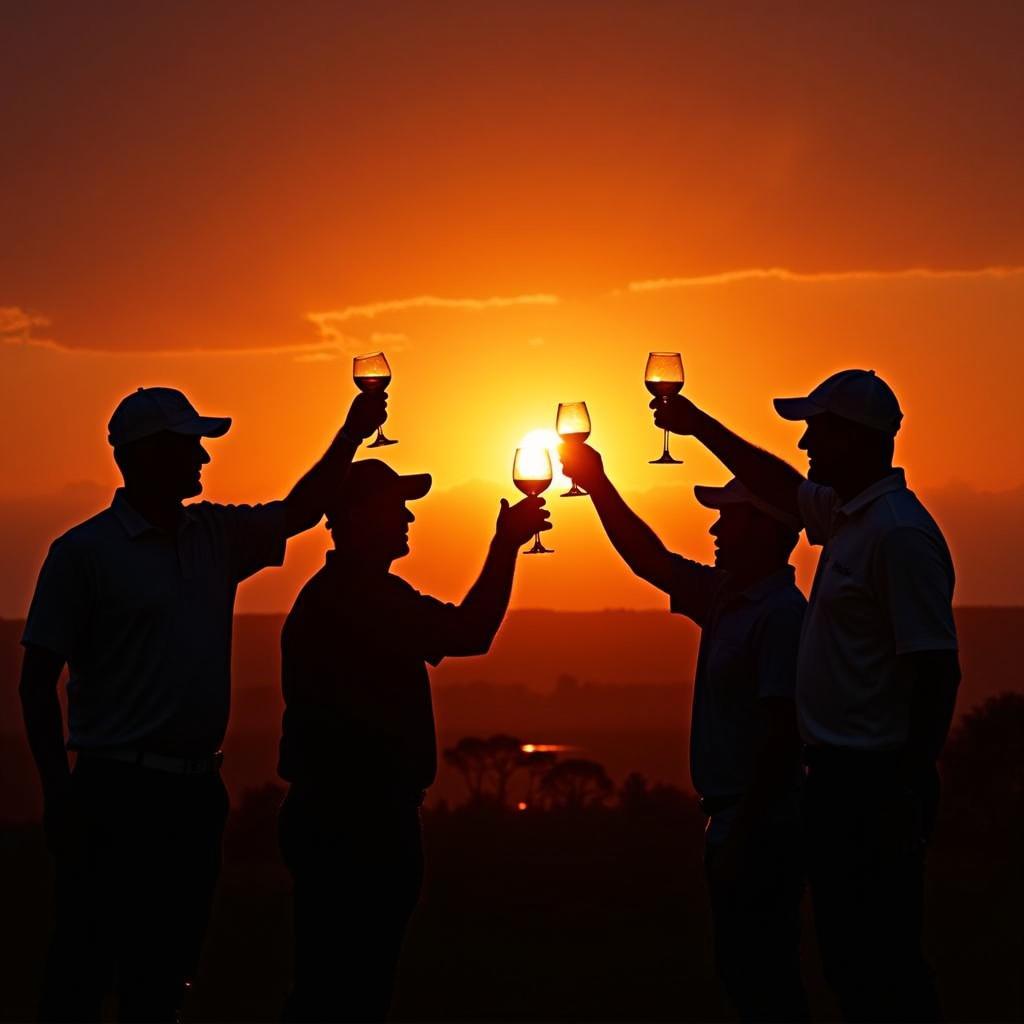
left=117, top=431, right=210, bottom=500
left=798, top=411, right=861, bottom=486
left=342, top=492, right=415, bottom=563
left=709, top=504, right=780, bottom=571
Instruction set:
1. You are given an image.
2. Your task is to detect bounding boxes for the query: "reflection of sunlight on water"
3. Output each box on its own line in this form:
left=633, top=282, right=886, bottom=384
left=521, top=743, right=573, bottom=753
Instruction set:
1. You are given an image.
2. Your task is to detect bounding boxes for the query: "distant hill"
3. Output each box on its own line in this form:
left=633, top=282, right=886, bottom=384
left=1, top=608, right=1021, bottom=820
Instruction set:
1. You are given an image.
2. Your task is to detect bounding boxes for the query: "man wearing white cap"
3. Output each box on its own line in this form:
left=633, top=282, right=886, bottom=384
left=652, top=369, right=960, bottom=1021
left=559, top=442, right=807, bottom=1022
left=19, top=385, right=387, bottom=1021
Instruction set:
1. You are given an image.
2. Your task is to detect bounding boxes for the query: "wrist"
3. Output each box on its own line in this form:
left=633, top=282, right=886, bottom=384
left=339, top=426, right=363, bottom=446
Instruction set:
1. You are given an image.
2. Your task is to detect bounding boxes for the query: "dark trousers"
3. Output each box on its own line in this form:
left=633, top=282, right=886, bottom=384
left=279, top=787, right=424, bottom=1023
left=705, top=820, right=808, bottom=1023
left=804, top=752, right=940, bottom=1023
left=40, top=755, right=229, bottom=1023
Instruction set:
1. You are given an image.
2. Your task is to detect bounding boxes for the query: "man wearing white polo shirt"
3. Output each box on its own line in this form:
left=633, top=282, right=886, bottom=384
left=19, top=385, right=386, bottom=1022
left=652, top=369, right=960, bottom=1022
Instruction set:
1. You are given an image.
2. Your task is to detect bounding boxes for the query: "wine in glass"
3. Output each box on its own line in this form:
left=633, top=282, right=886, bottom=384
left=556, top=401, right=591, bottom=497
left=353, top=351, right=398, bottom=448
left=512, top=446, right=554, bottom=554
left=645, top=351, right=684, bottom=464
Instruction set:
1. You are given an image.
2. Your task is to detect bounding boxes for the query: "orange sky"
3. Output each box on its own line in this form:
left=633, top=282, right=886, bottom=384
left=2, top=2, right=1023, bottom=615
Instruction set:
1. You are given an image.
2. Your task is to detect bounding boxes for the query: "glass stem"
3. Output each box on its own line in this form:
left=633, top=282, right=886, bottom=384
left=662, top=428, right=671, bottom=458
left=376, top=426, right=386, bottom=443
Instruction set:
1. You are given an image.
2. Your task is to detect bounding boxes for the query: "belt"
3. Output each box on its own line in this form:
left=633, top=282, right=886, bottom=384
left=80, top=748, right=224, bottom=776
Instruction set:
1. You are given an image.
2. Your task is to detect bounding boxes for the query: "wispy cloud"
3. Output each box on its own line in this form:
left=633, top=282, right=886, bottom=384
left=1, top=306, right=58, bottom=350
left=306, top=292, right=560, bottom=348
left=621, top=265, right=1024, bottom=293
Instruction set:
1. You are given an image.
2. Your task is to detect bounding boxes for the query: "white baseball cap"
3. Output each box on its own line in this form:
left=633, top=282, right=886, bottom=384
left=773, top=369, right=903, bottom=435
left=694, top=478, right=801, bottom=531
left=107, top=387, right=232, bottom=448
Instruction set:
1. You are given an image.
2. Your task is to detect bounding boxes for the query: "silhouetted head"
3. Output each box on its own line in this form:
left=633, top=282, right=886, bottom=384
left=108, top=387, right=230, bottom=500
left=325, top=459, right=432, bottom=565
left=774, top=369, right=901, bottom=489
left=696, top=480, right=800, bottom=573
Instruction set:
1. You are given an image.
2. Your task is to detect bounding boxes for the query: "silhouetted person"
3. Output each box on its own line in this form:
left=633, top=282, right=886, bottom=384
left=559, top=443, right=808, bottom=1023
left=277, top=460, right=550, bottom=1023
left=19, top=385, right=387, bottom=1022
left=653, top=369, right=960, bottom=1022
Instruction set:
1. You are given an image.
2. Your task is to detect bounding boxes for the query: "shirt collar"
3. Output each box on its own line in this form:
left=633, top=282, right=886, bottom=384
left=718, top=565, right=796, bottom=610
left=111, top=489, right=155, bottom=539
left=111, top=489, right=195, bottom=538
left=738, top=565, right=797, bottom=603
left=838, top=469, right=907, bottom=517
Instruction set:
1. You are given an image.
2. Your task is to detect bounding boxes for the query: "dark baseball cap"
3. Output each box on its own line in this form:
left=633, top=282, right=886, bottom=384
left=108, top=387, right=231, bottom=447
left=327, top=459, right=432, bottom=514
left=773, top=369, right=903, bottom=435
left=694, top=478, right=801, bottom=531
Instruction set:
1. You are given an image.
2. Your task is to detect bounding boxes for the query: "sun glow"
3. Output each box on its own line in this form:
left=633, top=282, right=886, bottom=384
left=517, top=428, right=570, bottom=488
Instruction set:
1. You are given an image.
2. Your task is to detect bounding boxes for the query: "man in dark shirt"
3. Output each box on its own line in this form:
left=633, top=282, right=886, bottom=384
left=559, top=442, right=807, bottom=1022
left=19, top=385, right=387, bottom=1023
left=278, top=458, right=550, bottom=1022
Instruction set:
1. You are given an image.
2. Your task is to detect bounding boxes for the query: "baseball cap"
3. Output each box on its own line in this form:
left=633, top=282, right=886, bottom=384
left=326, top=459, right=432, bottom=515
left=107, top=387, right=231, bottom=447
left=773, top=369, right=903, bottom=435
left=694, top=478, right=801, bottom=531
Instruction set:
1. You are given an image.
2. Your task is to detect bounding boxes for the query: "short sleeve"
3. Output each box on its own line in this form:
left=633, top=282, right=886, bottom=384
left=875, top=526, right=958, bottom=654
left=218, top=501, right=288, bottom=582
left=797, top=480, right=840, bottom=546
left=21, top=538, right=92, bottom=661
left=753, top=598, right=805, bottom=700
left=666, top=554, right=724, bottom=627
left=388, top=584, right=465, bottom=665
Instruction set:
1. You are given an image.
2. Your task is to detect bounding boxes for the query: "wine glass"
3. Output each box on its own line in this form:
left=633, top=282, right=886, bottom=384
left=512, top=447, right=554, bottom=554
left=556, top=401, right=591, bottom=497
left=352, top=352, right=398, bottom=447
left=645, top=351, right=684, bottom=464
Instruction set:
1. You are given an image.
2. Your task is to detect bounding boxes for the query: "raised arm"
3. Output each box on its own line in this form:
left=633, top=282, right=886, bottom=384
left=558, top=443, right=679, bottom=594
left=446, top=497, right=552, bottom=656
left=282, top=392, right=388, bottom=537
left=653, top=397, right=804, bottom=519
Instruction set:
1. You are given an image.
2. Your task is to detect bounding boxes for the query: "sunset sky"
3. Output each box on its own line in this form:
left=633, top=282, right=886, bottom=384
left=2, top=1, right=1022, bottom=616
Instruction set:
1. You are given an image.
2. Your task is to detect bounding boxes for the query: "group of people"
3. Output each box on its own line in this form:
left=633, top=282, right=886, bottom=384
left=19, top=366, right=959, bottom=1023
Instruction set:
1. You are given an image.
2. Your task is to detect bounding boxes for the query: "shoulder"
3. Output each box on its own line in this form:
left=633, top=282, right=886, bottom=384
left=871, top=491, right=952, bottom=556
left=46, top=508, right=120, bottom=560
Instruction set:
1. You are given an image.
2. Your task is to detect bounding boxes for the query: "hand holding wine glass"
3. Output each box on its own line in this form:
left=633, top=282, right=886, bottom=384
left=353, top=352, right=398, bottom=447
left=645, top=351, right=684, bottom=464
left=557, top=442, right=605, bottom=493
left=512, top=447, right=554, bottom=554
left=555, top=402, right=591, bottom=497
left=496, top=495, right=551, bottom=549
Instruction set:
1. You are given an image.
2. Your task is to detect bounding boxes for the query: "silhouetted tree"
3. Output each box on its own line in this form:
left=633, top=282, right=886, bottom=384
left=522, top=749, right=558, bottom=808
left=443, top=737, right=492, bottom=803
left=539, top=758, right=614, bottom=811
left=443, top=735, right=539, bottom=808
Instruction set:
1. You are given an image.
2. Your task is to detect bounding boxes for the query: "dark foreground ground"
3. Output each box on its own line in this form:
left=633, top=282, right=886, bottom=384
left=2, top=696, right=1021, bottom=1023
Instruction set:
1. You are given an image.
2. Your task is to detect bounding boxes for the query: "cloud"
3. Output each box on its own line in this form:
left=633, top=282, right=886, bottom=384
left=621, top=265, right=1024, bottom=294
left=306, top=292, right=561, bottom=348
left=1, top=306, right=58, bottom=350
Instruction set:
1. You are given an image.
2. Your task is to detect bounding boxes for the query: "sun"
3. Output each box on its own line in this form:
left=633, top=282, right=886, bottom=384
left=518, top=428, right=570, bottom=488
